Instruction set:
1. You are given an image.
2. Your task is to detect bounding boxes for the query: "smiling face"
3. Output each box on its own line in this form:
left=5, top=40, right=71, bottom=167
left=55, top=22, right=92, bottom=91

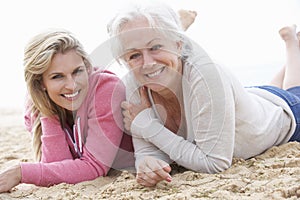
left=120, top=18, right=183, bottom=93
left=42, top=49, right=89, bottom=111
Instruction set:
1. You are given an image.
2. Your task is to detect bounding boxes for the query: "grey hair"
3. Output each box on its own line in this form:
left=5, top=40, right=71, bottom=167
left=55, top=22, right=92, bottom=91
left=107, top=2, right=193, bottom=62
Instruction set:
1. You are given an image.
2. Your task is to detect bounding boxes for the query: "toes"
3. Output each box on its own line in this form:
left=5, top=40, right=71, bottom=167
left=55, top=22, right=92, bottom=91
left=279, top=25, right=297, bottom=41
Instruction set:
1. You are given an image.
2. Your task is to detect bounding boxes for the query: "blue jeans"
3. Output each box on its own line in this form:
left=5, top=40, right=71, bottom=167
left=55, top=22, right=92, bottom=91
left=254, top=85, right=300, bottom=142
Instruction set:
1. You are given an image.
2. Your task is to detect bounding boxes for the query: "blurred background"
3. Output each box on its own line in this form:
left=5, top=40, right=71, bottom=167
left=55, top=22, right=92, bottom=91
left=0, top=0, right=299, bottom=109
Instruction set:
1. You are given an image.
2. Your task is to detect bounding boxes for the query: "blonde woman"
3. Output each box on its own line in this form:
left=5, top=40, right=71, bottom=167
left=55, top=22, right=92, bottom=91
left=0, top=29, right=134, bottom=192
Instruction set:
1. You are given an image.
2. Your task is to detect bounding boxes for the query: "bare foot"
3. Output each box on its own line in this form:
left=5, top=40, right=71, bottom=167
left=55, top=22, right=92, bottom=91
left=279, top=25, right=297, bottom=41
left=178, top=9, right=197, bottom=31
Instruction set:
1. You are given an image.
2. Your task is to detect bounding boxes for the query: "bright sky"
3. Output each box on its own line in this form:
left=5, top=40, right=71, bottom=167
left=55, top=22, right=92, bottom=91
left=0, top=0, right=299, bottom=109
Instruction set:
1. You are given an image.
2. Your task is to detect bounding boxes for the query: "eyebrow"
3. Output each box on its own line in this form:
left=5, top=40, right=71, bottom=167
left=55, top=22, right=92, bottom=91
left=123, top=38, right=161, bottom=52
left=46, top=65, right=85, bottom=78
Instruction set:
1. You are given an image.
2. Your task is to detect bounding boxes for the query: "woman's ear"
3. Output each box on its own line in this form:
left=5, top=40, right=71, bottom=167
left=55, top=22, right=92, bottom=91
left=41, top=81, right=46, bottom=91
left=177, top=41, right=183, bottom=50
left=86, top=65, right=92, bottom=74
left=176, top=41, right=183, bottom=56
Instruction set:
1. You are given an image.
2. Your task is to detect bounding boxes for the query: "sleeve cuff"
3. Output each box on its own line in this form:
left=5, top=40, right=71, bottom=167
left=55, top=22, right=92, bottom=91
left=131, top=108, right=165, bottom=139
left=20, top=162, right=42, bottom=185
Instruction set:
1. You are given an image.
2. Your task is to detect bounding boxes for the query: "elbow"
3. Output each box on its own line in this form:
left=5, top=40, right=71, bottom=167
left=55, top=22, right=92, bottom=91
left=93, top=162, right=110, bottom=177
left=206, top=156, right=231, bottom=173
left=210, top=160, right=231, bottom=173
left=190, top=156, right=231, bottom=174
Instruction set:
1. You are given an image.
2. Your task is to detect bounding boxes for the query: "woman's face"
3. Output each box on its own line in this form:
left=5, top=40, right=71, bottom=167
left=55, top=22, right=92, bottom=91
left=42, top=50, right=89, bottom=111
left=120, top=18, right=183, bottom=93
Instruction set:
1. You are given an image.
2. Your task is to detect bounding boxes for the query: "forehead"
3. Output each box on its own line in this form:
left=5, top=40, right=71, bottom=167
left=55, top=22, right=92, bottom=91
left=119, top=18, right=167, bottom=50
left=48, top=50, right=83, bottom=72
left=51, top=49, right=82, bottom=65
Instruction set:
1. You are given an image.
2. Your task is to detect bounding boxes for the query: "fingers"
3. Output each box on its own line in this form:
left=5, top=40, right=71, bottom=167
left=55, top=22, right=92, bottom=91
left=137, top=168, right=172, bottom=187
left=154, top=168, right=172, bottom=182
left=136, top=168, right=172, bottom=187
left=121, top=87, right=150, bottom=132
left=136, top=157, right=172, bottom=187
left=157, top=159, right=172, bottom=173
left=121, top=101, right=132, bottom=131
left=121, top=101, right=131, bottom=110
left=153, top=159, right=172, bottom=182
left=123, top=116, right=132, bottom=132
left=122, top=106, right=132, bottom=119
left=137, top=171, right=162, bottom=187
left=122, top=87, right=150, bottom=111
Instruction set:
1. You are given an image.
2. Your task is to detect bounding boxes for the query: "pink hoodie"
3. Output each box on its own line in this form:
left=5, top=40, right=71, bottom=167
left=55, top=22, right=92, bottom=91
left=21, top=68, right=134, bottom=186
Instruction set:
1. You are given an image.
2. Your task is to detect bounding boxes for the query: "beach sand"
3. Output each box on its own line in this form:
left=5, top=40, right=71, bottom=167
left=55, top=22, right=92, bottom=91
left=0, top=108, right=299, bottom=200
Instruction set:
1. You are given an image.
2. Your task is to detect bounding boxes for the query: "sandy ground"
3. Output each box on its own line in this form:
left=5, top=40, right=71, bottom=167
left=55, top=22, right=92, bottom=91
left=0, top=108, right=299, bottom=200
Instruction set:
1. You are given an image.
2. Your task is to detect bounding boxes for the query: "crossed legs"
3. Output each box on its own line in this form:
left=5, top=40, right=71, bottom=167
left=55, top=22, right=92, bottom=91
left=270, top=25, right=300, bottom=90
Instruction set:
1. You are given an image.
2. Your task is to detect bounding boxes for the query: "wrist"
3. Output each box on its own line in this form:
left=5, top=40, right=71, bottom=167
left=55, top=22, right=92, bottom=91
left=12, top=165, right=22, bottom=183
left=131, top=108, right=163, bottom=140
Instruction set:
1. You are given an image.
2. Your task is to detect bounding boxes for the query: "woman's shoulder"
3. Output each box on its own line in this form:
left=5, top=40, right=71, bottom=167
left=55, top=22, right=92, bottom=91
left=88, top=67, right=125, bottom=98
left=89, top=67, right=123, bottom=88
left=91, top=67, right=120, bottom=80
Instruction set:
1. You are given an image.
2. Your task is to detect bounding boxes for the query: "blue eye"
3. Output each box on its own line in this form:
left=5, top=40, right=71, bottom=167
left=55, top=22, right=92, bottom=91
left=150, top=44, right=162, bottom=51
left=51, top=74, right=63, bottom=79
left=129, top=53, right=141, bottom=60
left=73, top=68, right=83, bottom=75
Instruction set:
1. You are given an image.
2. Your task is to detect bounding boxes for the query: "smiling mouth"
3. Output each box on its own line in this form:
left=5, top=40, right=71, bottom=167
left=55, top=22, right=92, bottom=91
left=62, top=90, right=80, bottom=99
left=146, top=67, right=165, bottom=78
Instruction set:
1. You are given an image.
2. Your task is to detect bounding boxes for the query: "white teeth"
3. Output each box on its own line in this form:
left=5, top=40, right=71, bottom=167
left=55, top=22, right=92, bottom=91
left=147, top=68, right=164, bottom=78
left=64, top=91, right=79, bottom=98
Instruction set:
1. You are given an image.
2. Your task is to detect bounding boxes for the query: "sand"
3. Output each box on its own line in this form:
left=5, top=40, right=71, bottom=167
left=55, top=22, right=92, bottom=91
left=0, top=108, right=299, bottom=200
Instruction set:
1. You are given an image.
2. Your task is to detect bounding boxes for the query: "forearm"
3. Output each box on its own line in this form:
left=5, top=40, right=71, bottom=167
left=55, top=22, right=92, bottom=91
left=131, top=108, right=233, bottom=173
left=20, top=148, right=107, bottom=186
left=40, top=117, right=73, bottom=162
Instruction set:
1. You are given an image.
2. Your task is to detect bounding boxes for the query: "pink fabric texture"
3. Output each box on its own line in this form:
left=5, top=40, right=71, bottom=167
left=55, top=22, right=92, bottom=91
left=21, top=68, right=134, bottom=186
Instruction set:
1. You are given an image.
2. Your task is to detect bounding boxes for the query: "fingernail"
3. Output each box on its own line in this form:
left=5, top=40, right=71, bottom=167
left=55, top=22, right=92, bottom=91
left=166, top=176, right=172, bottom=182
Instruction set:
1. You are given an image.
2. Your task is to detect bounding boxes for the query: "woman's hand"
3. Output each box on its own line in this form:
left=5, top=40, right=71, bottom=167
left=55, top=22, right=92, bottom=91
left=136, top=156, right=172, bottom=187
left=0, top=165, right=21, bottom=193
left=121, top=87, right=151, bottom=132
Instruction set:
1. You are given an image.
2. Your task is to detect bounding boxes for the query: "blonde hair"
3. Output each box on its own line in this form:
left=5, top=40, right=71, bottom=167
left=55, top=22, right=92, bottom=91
left=24, top=29, right=92, bottom=161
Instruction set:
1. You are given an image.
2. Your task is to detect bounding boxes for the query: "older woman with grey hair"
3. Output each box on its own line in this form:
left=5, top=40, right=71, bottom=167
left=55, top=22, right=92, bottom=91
left=107, top=2, right=300, bottom=187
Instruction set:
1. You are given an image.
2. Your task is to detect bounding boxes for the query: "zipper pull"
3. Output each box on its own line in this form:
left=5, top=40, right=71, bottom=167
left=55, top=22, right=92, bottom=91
left=77, top=117, right=83, bottom=154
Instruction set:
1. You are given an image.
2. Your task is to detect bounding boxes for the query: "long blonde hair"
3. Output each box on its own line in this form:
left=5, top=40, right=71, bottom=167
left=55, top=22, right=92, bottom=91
left=24, top=29, right=92, bottom=161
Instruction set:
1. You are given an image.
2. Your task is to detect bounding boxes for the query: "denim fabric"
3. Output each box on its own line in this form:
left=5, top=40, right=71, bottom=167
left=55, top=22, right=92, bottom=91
left=254, top=85, right=300, bottom=142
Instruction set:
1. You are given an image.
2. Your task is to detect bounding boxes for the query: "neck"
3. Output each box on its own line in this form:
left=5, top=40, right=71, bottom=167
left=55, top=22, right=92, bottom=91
left=66, top=110, right=76, bottom=126
left=158, top=60, right=183, bottom=99
left=158, top=87, right=181, bottom=102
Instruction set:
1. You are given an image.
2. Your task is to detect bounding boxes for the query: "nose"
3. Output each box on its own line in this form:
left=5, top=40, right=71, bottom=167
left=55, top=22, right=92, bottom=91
left=141, top=50, right=156, bottom=69
left=65, top=75, right=77, bottom=90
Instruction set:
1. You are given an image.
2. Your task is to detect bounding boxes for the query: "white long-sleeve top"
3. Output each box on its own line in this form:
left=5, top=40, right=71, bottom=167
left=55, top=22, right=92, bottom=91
left=124, top=55, right=295, bottom=174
